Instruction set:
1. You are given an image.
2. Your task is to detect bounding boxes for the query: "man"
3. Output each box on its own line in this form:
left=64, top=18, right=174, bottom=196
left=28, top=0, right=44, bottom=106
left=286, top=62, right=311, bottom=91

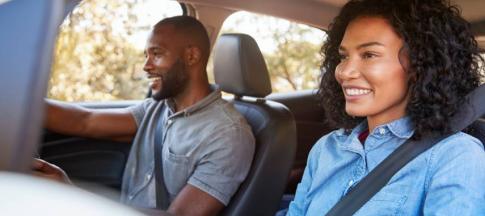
left=38, top=16, right=255, bottom=216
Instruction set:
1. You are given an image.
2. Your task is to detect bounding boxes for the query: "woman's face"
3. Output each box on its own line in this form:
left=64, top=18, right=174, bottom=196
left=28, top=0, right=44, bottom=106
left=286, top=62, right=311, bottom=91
left=335, top=16, right=409, bottom=126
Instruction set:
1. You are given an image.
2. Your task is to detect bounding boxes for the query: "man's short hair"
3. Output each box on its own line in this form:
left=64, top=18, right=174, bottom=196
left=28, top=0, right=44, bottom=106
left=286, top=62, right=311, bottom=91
left=154, top=16, right=211, bottom=64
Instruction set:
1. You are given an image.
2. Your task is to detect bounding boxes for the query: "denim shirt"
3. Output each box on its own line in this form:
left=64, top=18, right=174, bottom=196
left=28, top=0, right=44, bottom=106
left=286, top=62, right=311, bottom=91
left=287, top=117, right=485, bottom=215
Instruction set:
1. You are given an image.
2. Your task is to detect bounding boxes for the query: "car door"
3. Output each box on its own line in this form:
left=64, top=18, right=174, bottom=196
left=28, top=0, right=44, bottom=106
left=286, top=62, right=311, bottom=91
left=0, top=1, right=159, bottom=215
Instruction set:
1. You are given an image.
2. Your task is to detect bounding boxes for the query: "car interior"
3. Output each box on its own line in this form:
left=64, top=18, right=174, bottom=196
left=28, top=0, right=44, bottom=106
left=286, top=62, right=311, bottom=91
left=0, top=0, right=484, bottom=215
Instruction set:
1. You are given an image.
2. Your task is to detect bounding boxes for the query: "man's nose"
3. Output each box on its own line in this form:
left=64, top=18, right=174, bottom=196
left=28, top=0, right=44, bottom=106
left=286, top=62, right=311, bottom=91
left=143, top=57, right=153, bottom=72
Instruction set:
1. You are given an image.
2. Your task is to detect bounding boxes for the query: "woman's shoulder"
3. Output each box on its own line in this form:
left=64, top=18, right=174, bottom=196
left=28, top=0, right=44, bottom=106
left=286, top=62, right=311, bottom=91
left=428, top=132, right=485, bottom=172
left=310, top=128, right=350, bottom=154
left=423, top=132, right=485, bottom=204
left=433, top=132, right=484, bottom=154
left=315, top=128, right=348, bottom=143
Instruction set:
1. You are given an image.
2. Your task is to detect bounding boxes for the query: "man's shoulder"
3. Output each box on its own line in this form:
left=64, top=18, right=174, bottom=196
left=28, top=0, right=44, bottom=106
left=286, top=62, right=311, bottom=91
left=142, top=97, right=163, bottom=109
left=134, top=98, right=167, bottom=116
left=201, top=98, right=249, bottom=128
left=128, top=98, right=166, bottom=126
left=189, top=99, right=254, bottom=147
left=130, top=98, right=160, bottom=112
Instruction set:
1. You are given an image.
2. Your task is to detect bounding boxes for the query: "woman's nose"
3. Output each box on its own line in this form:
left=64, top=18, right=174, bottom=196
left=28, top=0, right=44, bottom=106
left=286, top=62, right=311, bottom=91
left=336, top=59, right=360, bottom=80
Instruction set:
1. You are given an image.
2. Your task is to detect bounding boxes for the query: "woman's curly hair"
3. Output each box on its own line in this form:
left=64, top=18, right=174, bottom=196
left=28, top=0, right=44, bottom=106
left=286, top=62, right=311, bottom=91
left=318, top=0, right=485, bottom=138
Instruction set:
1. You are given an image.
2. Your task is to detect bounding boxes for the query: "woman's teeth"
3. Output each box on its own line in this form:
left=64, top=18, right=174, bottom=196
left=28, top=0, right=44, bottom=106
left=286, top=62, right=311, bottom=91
left=345, top=88, right=371, bottom=96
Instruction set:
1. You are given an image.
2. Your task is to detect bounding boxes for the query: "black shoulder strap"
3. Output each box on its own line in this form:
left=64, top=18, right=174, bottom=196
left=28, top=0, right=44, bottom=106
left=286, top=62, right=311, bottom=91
left=326, top=84, right=485, bottom=216
left=154, top=111, right=170, bottom=210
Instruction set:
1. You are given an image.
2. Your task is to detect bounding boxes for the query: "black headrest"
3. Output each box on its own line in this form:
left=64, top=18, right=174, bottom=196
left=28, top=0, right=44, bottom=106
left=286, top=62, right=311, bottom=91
left=213, top=33, right=272, bottom=98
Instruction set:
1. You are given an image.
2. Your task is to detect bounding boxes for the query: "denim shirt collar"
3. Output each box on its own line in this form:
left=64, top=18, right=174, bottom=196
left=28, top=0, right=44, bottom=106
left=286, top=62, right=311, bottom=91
left=384, top=116, right=414, bottom=139
left=338, top=116, right=415, bottom=151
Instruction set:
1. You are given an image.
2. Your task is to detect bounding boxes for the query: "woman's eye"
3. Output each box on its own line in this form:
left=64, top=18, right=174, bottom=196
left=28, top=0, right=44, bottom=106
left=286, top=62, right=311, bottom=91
left=338, top=54, right=348, bottom=61
left=362, top=52, right=377, bottom=59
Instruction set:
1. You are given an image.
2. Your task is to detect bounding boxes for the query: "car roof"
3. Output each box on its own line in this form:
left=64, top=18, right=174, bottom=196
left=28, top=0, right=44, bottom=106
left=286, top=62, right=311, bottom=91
left=180, top=0, right=485, bottom=47
left=183, top=0, right=485, bottom=27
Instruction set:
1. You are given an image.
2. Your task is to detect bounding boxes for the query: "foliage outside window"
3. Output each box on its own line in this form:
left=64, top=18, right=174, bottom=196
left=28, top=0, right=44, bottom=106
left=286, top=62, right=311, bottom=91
left=214, top=11, right=327, bottom=93
left=49, top=0, right=182, bottom=102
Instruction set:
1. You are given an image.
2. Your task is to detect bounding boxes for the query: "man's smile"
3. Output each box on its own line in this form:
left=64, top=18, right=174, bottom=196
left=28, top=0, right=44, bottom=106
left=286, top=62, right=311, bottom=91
left=148, top=74, right=162, bottom=90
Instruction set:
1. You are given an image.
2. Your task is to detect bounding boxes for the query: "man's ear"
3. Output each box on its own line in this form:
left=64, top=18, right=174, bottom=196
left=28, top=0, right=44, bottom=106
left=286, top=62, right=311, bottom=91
left=184, top=46, right=202, bottom=66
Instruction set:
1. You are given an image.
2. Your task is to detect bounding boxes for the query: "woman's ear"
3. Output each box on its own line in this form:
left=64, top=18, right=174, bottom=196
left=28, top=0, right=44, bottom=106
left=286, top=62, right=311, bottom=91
left=184, top=46, right=202, bottom=66
left=398, top=45, right=415, bottom=82
left=398, top=45, right=410, bottom=71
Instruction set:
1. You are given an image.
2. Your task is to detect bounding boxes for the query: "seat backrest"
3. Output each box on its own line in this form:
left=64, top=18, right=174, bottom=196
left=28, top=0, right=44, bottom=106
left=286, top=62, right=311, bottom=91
left=213, top=33, right=297, bottom=216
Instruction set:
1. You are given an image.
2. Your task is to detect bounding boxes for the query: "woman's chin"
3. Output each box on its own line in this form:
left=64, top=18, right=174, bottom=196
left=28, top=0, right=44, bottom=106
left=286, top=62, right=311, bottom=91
left=345, top=107, right=368, bottom=118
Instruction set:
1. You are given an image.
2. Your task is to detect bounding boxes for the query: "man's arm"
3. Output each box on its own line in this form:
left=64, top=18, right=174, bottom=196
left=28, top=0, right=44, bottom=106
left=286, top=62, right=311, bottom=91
left=167, top=185, right=224, bottom=216
left=45, top=100, right=137, bottom=141
left=31, top=159, right=225, bottom=216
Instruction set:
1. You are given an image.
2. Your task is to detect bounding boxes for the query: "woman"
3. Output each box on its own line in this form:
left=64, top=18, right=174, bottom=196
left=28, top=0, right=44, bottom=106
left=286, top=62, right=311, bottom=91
left=287, top=0, right=485, bottom=215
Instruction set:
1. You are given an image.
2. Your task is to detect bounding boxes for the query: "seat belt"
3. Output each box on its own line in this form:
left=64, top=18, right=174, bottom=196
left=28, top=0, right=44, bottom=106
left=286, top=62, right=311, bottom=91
left=154, top=111, right=170, bottom=210
left=326, top=84, right=485, bottom=216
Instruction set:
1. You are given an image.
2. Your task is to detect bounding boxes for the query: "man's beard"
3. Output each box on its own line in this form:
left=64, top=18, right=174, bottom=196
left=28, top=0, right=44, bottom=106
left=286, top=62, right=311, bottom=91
left=152, top=59, right=189, bottom=101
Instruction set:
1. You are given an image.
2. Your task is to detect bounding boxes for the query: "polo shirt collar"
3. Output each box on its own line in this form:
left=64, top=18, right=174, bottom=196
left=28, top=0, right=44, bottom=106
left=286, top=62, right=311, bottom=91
left=166, top=85, right=221, bottom=117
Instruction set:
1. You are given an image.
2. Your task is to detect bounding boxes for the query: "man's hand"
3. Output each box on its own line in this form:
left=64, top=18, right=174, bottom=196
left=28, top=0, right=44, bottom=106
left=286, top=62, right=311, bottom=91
left=32, top=158, right=72, bottom=184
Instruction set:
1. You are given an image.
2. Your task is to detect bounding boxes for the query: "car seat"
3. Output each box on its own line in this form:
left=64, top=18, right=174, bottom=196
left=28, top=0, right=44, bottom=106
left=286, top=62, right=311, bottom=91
left=213, top=33, right=297, bottom=216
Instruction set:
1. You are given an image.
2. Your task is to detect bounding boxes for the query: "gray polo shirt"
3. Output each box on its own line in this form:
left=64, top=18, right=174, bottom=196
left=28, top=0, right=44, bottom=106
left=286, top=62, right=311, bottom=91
left=120, top=88, right=255, bottom=208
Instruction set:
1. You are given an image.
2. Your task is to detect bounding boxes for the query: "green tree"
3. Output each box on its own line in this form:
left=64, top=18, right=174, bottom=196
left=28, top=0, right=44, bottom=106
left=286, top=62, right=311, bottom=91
left=49, top=0, right=180, bottom=102
left=265, top=24, right=322, bottom=92
left=219, top=12, right=325, bottom=93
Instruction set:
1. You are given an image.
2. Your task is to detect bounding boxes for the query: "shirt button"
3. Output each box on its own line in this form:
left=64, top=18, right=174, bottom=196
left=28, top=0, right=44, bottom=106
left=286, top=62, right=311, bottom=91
left=129, top=195, right=134, bottom=200
left=146, top=174, right=151, bottom=181
left=348, top=180, right=354, bottom=187
left=167, top=119, right=173, bottom=126
left=378, top=128, right=386, bottom=135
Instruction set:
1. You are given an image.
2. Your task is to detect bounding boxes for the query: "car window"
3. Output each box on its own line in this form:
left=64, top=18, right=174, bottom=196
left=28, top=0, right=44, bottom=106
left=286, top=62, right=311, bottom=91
left=48, top=0, right=182, bottom=102
left=208, top=11, right=327, bottom=93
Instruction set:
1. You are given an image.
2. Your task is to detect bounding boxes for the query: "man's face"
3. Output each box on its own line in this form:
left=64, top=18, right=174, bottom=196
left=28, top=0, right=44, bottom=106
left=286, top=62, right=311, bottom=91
left=143, top=26, right=189, bottom=101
